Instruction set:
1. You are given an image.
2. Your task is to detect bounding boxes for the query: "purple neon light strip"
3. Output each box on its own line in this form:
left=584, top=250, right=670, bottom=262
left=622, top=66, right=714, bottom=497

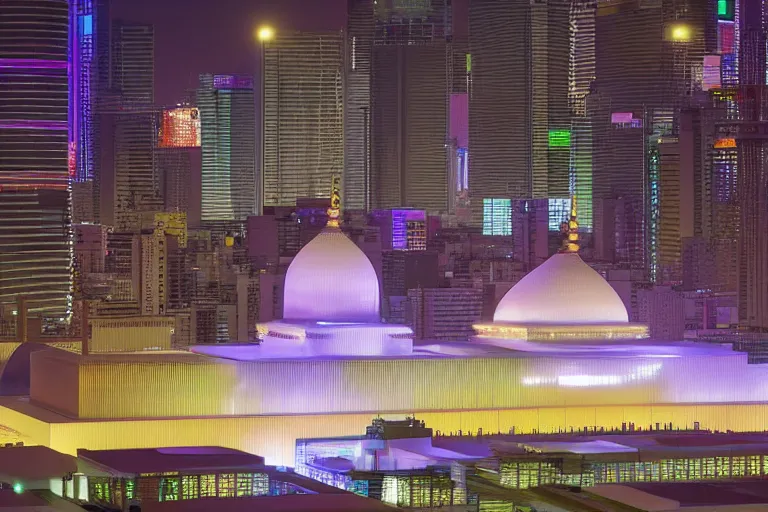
left=0, top=120, right=68, bottom=131
left=0, top=58, right=68, bottom=70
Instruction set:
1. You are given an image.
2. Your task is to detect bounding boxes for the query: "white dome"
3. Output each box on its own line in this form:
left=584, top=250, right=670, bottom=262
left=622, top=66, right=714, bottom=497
left=494, top=253, right=628, bottom=324
left=283, top=227, right=380, bottom=323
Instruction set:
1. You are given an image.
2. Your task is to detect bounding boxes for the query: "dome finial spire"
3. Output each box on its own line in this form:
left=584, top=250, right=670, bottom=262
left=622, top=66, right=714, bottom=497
left=327, top=175, right=341, bottom=228
left=559, top=196, right=579, bottom=253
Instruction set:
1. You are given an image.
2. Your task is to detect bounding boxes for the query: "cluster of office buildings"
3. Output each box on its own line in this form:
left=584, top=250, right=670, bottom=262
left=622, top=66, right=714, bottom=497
left=3, top=0, right=768, bottom=510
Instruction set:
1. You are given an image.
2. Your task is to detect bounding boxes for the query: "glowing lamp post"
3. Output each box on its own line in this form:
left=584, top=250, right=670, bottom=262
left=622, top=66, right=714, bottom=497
left=256, top=25, right=275, bottom=213
left=257, top=26, right=275, bottom=42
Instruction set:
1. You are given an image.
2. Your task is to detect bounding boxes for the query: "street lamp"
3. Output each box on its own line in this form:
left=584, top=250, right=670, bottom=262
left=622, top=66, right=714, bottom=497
left=257, top=25, right=275, bottom=43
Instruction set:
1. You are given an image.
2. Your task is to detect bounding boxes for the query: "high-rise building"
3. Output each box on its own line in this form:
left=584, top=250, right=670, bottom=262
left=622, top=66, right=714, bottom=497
left=369, top=0, right=451, bottom=213
left=569, top=0, right=596, bottom=232
left=156, top=106, right=202, bottom=223
left=262, top=33, right=344, bottom=209
left=736, top=0, right=768, bottom=330
left=468, top=0, right=571, bottom=227
left=110, top=21, right=160, bottom=232
left=345, top=0, right=374, bottom=211
left=70, top=0, right=109, bottom=224
left=199, top=74, right=256, bottom=224
left=111, top=21, right=154, bottom=105
left=0, top=0, right=73, bottom=318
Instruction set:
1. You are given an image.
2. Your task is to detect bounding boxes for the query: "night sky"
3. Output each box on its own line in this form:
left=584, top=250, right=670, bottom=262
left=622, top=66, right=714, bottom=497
left=111, top=0, right=468, bottom=107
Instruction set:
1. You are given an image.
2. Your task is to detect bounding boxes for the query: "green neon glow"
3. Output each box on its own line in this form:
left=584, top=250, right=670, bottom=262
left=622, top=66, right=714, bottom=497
left=548, top=130, right=571, bottom=148
left=717, top=0, right=734, bottom=20
left=13, top=483, right=23, bottom=494
left=466, top=54, right=471, bottom=73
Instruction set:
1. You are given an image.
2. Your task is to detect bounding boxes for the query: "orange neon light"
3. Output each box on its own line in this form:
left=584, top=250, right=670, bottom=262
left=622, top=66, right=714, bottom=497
left=714, top=138, right=736, bottom=149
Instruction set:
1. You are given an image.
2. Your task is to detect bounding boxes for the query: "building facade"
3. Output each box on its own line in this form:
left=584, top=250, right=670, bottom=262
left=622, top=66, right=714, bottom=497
left=468, top=0, right=570, bottom=227
left=199, top=74, right=256, bottom=224
left=262, top=33, right=344, bottom=208
left=0, top=0, right=73, bottom=318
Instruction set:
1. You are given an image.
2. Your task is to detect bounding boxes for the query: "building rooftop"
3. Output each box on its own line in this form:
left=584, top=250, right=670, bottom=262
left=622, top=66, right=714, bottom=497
left=0, top=445, right=76, bottom=482
left=592, top=480, right=768, bottom=509
left=78, top=447, right=264, bottom=475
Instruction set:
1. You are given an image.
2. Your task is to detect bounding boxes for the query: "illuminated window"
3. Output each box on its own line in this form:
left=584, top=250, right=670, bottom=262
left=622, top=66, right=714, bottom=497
left=254, top=473, right=269, bottom=496
left=125, top=480, right=135, bottom=500
left=482, top=198, right=512, bottom=236
left=160, top=477, right=179, bottom=501
left=548, top=129, right=571, bottom=148
left=716, top=457, right=730, bottom=478
left=548, top=198, right=571, bottom=231
left=731, top=456, right=745, bottom=477
left=218, top=474, right=235, bottom=498
left=182, top=475, right=199, bottom=500
left=350, top=480, right=369, bottom=497
left=200, top=474, right=216, bottom=498
left=236, top=473, right=252, bottom=497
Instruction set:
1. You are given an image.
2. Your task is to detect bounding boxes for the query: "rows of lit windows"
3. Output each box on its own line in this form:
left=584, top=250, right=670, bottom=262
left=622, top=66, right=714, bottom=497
left=90, top=473, right=275, bottom=504
left=499, top=454, right=768, bottom=490
left=380, top=474, right=463, bottom=508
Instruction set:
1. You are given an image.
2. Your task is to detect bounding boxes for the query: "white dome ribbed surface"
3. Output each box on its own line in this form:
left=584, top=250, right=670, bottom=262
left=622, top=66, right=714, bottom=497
left=283, top=227, right=380, bottom=323
left=494, top=253, right=629, bottom=324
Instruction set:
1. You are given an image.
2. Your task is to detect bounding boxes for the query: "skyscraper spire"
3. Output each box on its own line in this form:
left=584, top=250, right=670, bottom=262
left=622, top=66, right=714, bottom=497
left=327, top=175, right=342, bottom=228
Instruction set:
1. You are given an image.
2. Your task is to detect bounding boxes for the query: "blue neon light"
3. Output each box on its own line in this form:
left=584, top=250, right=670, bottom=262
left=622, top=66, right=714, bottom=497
left=80, top=14, right=93, bottom=36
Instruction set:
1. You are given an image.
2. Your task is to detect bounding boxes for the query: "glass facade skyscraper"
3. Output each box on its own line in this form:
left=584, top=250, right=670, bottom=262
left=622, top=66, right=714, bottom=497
left=0, top=0, right=72, bottom=318
left=261, top=33, right=344, bottom=209
left=468, top=0, right=571, bottom=228
left=199, top=74, right=256, bottom=224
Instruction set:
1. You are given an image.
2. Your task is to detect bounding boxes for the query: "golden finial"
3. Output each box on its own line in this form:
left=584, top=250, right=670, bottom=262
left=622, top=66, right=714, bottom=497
left=327, top=175, right=342, bottom=228
left=559, top=196, right=579, bottom=253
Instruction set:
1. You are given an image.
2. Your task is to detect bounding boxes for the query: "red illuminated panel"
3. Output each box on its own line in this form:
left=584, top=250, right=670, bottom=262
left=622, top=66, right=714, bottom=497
left=158, top=108, right=201, bottom=148
left=719, top=21, right=734, bottom=54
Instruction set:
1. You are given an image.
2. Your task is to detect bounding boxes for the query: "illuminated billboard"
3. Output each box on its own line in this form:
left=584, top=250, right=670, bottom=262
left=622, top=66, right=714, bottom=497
left=158, top=108, right=201, bottom=148
left=714, top=138, right=736, bottom=149
left=213, top=74, right=254, bottom=90
left=702, top=55, right=721, bottom=91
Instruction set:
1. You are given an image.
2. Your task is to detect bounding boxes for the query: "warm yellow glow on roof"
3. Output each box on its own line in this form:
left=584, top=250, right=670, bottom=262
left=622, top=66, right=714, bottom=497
left=257, top=25, right=275, bottom=42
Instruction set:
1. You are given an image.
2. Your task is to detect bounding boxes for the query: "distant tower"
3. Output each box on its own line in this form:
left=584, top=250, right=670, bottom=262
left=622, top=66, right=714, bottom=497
left=261, top=32, right=344, bottom=208
left=468, top=0, right=571, bottom=227
left=736, top=0, right=768, bottom=330
left=198, top=74, right=256, bottom=226
left=70, top=0, right=110, bottom=224
left=368, top=0, right=451, bottom=213
left=111, top=21, right=160, bottom=231
left=0, top=0, right=73, bottom=318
